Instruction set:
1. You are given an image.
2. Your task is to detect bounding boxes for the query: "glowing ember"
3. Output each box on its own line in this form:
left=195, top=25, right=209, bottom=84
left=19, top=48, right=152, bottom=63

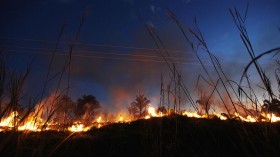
left=145, top=105, right=166, bottom=118
left=97, top=116, right=102, bottom=123
left=264, top=113, right=280, bottom=122
left=18, top=121, right=40, bottom=131
left=68, top=124, right=90, bottom=132
left=182, top=111, right=206, bottom=118
left=219, top=114, right=228, bottom=120
left=145, top=115, right=150, bottom=119
left=148, top=106, right=158, bottom=117
left=234, top=113, right=257, bottom=123
left=118, top=115, right=124, bottom=122
left=246, top=115, right=257, bottom=122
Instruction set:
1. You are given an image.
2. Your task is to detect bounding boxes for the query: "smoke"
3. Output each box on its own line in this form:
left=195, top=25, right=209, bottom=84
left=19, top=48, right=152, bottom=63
left=13, top=0, right=280, bottom=116
left=51, top=18, right=200, bottom=113
left=33, top=92, right=58, bottom=120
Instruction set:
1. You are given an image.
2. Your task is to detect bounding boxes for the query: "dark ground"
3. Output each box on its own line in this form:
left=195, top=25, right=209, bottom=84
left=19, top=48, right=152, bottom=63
left=1, top=115, right=280, bottom=157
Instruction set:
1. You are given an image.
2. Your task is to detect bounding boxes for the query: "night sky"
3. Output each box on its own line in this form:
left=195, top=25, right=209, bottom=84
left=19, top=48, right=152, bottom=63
left=0, top=0, right=280, bottom=112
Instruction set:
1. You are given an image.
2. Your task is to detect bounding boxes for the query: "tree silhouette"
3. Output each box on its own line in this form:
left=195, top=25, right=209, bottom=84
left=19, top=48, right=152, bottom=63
left=54, top=95, right=76, bottom=123
left=131, top=92, right=150, bottom=118
left=262, top=98, right=280, bottom=115
left=127, top=104, right=138, bottom=120
left=75, top=95, right=100, bottom=121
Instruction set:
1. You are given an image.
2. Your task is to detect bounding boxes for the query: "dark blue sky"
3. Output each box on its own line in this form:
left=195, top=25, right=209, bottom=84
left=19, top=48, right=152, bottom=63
left=0, top=0, right=280, bottom=112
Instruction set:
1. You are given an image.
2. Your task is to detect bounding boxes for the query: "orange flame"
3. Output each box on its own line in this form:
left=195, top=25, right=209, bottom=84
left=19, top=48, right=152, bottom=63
left=1, top=106, right=280, bottom=133
left=68, top=123, right=90, bottom=132
left=0, top=111, right=18, bottom=128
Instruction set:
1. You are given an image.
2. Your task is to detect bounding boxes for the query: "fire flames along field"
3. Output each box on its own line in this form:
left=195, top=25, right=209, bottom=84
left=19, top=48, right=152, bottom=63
left=2, top=101, right=280, bottom=133
left=2, top=96, right=280, bottom=157
left=2, top=8, right=280, bottom=157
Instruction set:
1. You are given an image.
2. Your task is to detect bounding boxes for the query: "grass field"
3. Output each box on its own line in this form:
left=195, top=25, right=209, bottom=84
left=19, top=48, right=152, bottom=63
left=1, top=115, right=280, bottom=157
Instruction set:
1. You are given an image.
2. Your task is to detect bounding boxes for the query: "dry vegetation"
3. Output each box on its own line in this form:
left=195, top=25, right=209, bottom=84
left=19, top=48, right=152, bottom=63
left=1, top=116, right=280, bottom=157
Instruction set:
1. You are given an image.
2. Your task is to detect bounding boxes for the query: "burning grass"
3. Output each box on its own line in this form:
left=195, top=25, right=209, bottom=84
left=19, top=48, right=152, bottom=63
left=1, top=105, right=280, bottom=133
left=1, top=115, right=280, bottom=157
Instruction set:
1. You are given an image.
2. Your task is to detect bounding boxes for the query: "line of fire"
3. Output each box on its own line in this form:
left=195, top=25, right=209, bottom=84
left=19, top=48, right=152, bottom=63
left=1, top=57, right=280, bottom=132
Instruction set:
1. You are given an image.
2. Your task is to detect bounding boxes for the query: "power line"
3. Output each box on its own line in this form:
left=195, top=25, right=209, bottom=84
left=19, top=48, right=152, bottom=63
left=2, top=37, right=271, bottom=65
left=3, top=45, right=210, bottom=62
left=0, top=37, right=256, bottom=61
left=5, top=49, right=213, bottom=66
left=0, top=37, right=208, bottom=55
left=3, top=45, right=270, bottom=63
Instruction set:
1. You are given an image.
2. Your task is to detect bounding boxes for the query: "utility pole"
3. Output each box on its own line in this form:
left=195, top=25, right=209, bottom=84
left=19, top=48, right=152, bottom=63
left=159, top=73, right=164, bottom=109
left=178, top=72, right=181, bottom=114
left=173, top=65, right=177, bottom=113
left=167, top=84, right=170, bottom=114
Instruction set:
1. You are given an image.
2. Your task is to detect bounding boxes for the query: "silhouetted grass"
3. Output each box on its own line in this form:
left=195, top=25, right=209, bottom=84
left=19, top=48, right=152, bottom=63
left=1, top=116, right=280, bottom=157
left=0, top=53, right=6, bottom=117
